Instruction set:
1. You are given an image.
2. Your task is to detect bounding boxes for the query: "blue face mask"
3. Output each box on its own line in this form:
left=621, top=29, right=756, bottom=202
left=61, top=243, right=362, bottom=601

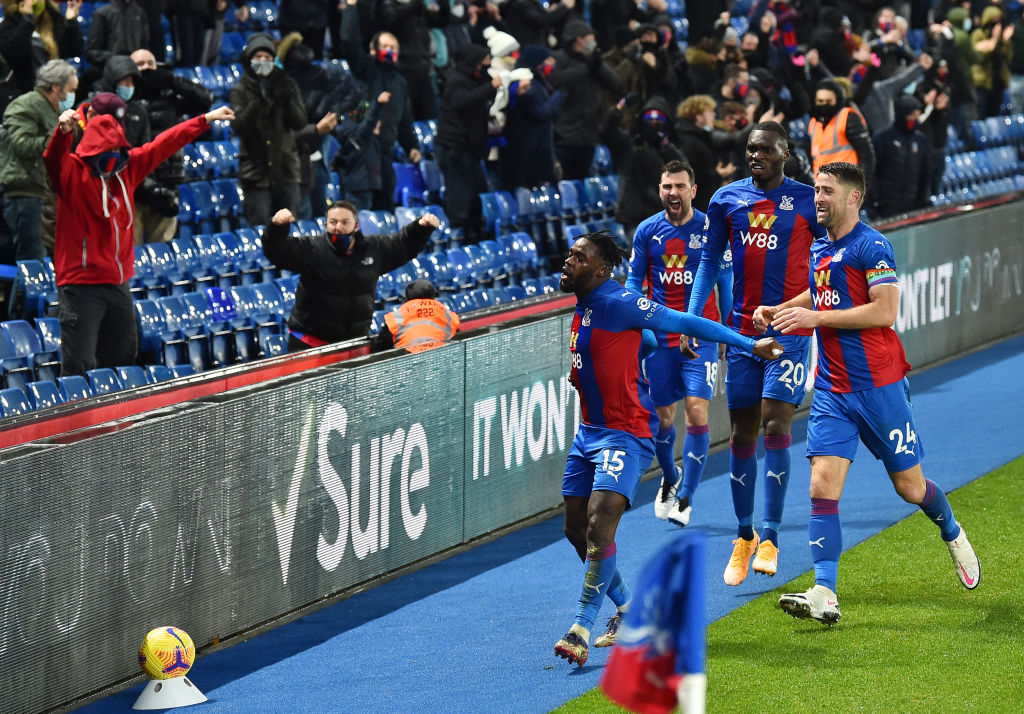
left=59, top=91, right=75, bottom=112
left=116, top=85, right=134, bottom=101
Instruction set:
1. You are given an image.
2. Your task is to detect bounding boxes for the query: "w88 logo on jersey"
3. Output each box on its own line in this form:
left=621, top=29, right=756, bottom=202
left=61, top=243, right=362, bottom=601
left=812, top=288, right=841, bottom=309
left=658, top=270, right=694, bottom=286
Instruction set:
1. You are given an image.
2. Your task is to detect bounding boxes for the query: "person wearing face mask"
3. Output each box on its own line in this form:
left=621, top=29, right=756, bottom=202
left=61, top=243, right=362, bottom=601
left=870, top=94, right=930, bottom=219
left=808, top=80, right=874, bottom=184
left=435, top=42, right=500, bottom=244
left=551, top=20, right=623, bottom=180
left=90, top=55, right=149, bottom=148
left=44, top=96, right=235, bottom=376
left=0, top=58, right=77, bottom=262
left=0, top=0, right=83, bottom=108
left=230, top=32, right=307, bottom=228
left=675, top=95, right=730, bottom=212
left=262, top=203, right=440, bottom=349
left=501, top=45, right=564, bottom=190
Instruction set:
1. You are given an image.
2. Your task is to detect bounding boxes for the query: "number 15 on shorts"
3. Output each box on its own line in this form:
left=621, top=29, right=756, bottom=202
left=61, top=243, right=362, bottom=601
left=602, top=449, right=625, bottom=482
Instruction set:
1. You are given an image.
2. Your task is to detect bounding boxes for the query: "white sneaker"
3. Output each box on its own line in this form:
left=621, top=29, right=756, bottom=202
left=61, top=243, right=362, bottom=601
left=653, top=466, right=682, bottom=520
left=779, top=584, right=841, bottom=626
left=945, top=523, right=981, bottom=590
left=667, top=495, right=692, bottom=527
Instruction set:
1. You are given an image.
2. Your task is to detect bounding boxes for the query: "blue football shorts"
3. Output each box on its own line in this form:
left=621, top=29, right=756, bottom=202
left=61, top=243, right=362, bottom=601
left=725, top=333, right=810, bottom=409
left=644, top=340, right=719, bottom=406
left=806, top=378, right=923, bottom=472
left=562, top=424, right=656, bottom=507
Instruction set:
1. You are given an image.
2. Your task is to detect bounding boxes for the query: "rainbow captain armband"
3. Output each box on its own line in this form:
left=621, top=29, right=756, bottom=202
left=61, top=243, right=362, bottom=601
left=865, top=263, right=898, bottom=287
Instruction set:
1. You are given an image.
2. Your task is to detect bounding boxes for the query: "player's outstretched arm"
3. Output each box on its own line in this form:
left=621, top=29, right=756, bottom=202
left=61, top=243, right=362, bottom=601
left=686, top=250, right=724, bottom=315
left=648, top=305, right=782, bottom=358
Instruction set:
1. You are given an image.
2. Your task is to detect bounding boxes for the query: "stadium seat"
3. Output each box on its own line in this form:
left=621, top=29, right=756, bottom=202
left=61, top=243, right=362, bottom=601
left=87, top=368, right=124, bottom=395
left=26, top=380, right=63, bottom=410
left=57, top=375, right=93, bottom=402
left=169, top=364, right=196, bottom=378
left=35, top=317, right=61, bottom=352
left=1, top=319, right=61, bottom=381
left=274, top=275, right=299, bottom=311
left=116, top=366, right=150, bottom=389
left=0, top=387, right=32, bottom=417
left=146, top=364, right=174, bottom=383
left=394, top=163, right=429, bottom=206
left=10, top=259, right=55, bottom=319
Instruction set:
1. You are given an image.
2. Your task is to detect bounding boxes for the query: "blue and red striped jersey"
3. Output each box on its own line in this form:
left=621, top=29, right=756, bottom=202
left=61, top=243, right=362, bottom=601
left=809, top=222, right=911, bottom=393
left=569, top=281, right=662, bottom=438
left=626, top=209, right=732, bottom=348
left=704, top=177, right=826, bottom=336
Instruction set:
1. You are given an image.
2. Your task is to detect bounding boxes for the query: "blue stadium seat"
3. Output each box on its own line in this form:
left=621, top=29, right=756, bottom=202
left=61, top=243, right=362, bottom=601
left=564, top=223, right=587, bottom=249
left=412, top=121, right=435, bottom=158
left=419, top=159, right=444, bottom=203
left=446, top=247, right=477, bottom=290
left=87, top=368, right=124, bottom=395
left=0, top=387, right=32, bottom=417
left=503, top=285, right=526, bottom=302
left=494, top=190, right=518, bottom=233
left=394, top=163, right=429, bottom=206
left=591, top=144, right=612, bottom=176
left=521, top=277, right=542, bottom=297
left=1, top=319, right=60, bottom=382
left=260, top=333, right=289, bottom=358
left=479, top=192, right=502, bottom=237
left=26, top=380, right=63, bottom=410
left=35, top=317, right=61, bottom=352
left=462, top=244, right=493, bottom=285
left=170, top=364, right=196, bottom=378
left=57, top=375, right=93, bottom=402
left=10, top=259, right=55, bottom=319
left=116, top=366, right=150, bottom=389
left=146, top=364, right=174, bottom=383
left=274, top=275, right=299, bottom=311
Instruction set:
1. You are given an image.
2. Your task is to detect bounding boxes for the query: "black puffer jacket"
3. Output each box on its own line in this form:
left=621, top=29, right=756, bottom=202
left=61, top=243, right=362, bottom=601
left=261, top=220, right=433, bottom=341
left=436, top=43, right=497, bottom=159
left=230, top=33, right=307, bottom=188
left=871, top=95, right=931, bottom=219
left=84, top=0, right=149, bottom=67
left=551, top=44, right=622, bottom=147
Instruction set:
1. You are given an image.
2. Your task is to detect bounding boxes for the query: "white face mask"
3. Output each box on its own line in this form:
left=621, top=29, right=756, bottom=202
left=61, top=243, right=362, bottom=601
left=251, top=58, right=274, bottom=76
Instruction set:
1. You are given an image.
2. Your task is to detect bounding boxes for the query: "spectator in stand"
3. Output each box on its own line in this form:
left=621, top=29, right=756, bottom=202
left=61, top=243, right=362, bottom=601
left=914, top=57, right=952, bottom=195
left=863, top=7, right=916, bottom=80
left=44, top=98, right=235, bottom=376
left=201, top=0, right=250, bottom=66
left=872, top=94, right=930, bottom=219
left=740, top=30, right=767, bottom=69
left=230, top=33, right=307, bottom=228
left=686, top=0, right=728, bottom=46
left=808, top=79, right=874, bottom=182
left=331, top=92, right=390, bottom=209
left=166, top=0, right=208, bottom=67
left=0, top=59, right=77, bottom=261
left=591, top=0, right=648, bottom=58
left=91, top=56, right=148, bottom=147
left=551, top=20, right=623, bottom=181
left=503, top=0, right=574, bottom=48
left=278, top=0, right=333, bottom=60
left=926, top=16, right=977, bottom=141
left=261, top=204, right=440, bottom=349
left=501, top=45, right=564, bottom=190
left=338, top=1, right=421, bottom=210
left=685, top=37, right=724, bottom=96
left=714, top=64, right=749, bottom=115
left=971, top=5, right=1015, bottom=119
left=376, top=0, right=450, bottom=121
left=84, top=0, right=149, bottom=70
left=1009, top=5, right=1024, bottom=113
left=483, top=27, right=529, bottom=163
left=0, top=0, right=83, bottom=108
left=436, top=42, right=500, bottom=244
left=374, top=279, right=460, bottom=353
left=811, top=7, right=859, bottom=78
left=603, top=96, right=683, bottom=241
left=854, top=45, right=930, bottom=137
left=675, top=95, right=728, bottom=213
left=612, top=24, right=677, bottom=127
left=131, top=48, right=213, bottom=243
left=136, top=0, right=166, bottom=62
left=598, top=29, right=639, bottom=128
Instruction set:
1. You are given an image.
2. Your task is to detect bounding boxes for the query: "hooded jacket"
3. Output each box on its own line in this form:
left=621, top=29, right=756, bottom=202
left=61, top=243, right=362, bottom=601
left=261, top=219, right=434, bottom=342
left=436, top=43, right=497, bottom=159
left=94, top=55, right=150, bottom=147
left=871, top=95, right=930, bottom=218
left=44, top=112, right=210, bottom=286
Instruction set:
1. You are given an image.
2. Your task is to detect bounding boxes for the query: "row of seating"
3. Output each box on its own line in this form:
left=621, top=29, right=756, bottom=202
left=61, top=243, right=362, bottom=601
left=939, top=145, right=1024, bottom=193
left=0, top=319, right=60, bottom=392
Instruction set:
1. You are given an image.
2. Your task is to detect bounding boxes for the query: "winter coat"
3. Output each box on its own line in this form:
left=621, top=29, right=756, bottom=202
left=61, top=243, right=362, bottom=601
left=674, top=117, right=719, bottom=213
left=0, top=0, right=83, bottom=98
left=338, top=5, right=417, bottom=153
left=84, top=0, right=149, bottom=67
left=93, top=55, right=151, bottom=149
left=970, top=7, right=1014, bottom=91
left=278, top=0, right=334, bottom=29
left=376, top=0, right=450, bottom=74
left=261, top=219, right=433, bottom=342
left=230, top=45, right=307, bottom=188
left=436, top=43, right=497, bottom=159
left=44, top=113, right=210, bottom=285
left=871, top=99, right=931, bottom=218
left=332, top=99, right=385, bottom=192
left=503, top=0, right=570, bottom=47
left=550, top=47, right=622, bottom=148
left=501, top=76, right=564, bottom=189
left=0, top=88, right=58, bottom=197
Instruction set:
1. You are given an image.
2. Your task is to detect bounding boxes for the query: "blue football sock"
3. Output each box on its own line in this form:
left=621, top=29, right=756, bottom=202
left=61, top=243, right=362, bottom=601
left=574, top=543, right=618, bottom=633
left=605, top=568, right=631, bottom=609
left=762, top=434, right=792, bottom=546
left=730, top=441, right=757, bottom=540
left=678, top=424, right=710, bottom=502
left=919, top=478, right=960, bottom=541
left=810, top=498, right=842, bottom=593
left=654, top=425, right=677, bottom=481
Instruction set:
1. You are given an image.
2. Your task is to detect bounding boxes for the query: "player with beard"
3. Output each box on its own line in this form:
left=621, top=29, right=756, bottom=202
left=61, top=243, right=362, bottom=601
left=686, top=121, right=827, bottom=586
left=554, top=230, right=782, bottom=666
left=754, top=162, right=980, bottom=624
left=625, top=160, right=732, bottom=527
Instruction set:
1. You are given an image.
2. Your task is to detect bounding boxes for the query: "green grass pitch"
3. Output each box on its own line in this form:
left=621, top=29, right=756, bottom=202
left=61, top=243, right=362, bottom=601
left=554, top=455, right=1024, bottom=713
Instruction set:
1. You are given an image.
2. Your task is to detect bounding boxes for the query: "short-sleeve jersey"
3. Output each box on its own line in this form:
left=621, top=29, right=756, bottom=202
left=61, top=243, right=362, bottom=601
left=809, top=222, right=911, bottom=393
left=628, top=209, right=731, bottom=348
left=569, top=281, right=666, bottom=438
left=704, top=176, right=826, bottom=337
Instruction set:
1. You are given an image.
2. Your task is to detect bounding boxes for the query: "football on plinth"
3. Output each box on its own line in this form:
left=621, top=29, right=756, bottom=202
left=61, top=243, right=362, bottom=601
left=138, top=626, right=195, bottom=680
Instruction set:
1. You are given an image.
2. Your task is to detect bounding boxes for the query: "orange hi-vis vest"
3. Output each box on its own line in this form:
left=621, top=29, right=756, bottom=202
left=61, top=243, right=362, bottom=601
left=384, top=299, right=460, bottom=353
left=809, top=106, right=859, bottom=173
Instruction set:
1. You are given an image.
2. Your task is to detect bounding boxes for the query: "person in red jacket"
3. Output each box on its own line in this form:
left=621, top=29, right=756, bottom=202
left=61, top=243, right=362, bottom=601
left=43, top=94, right=235, bottom=376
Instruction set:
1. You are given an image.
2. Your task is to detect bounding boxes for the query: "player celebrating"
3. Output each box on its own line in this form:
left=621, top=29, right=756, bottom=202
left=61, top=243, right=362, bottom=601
left=554, top=231, right=782, bottom=666
left=754, top=162, right=980, bottom=625
left=625, top=161, right=732, bottom=527
left=687, top=121, right=828, bottom=586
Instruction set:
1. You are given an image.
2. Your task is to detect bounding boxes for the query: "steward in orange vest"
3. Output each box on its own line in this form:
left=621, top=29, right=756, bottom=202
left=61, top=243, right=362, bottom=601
left=808, top=80, right=875, bottom=179
left=376, top=280, right=460, bottom=353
